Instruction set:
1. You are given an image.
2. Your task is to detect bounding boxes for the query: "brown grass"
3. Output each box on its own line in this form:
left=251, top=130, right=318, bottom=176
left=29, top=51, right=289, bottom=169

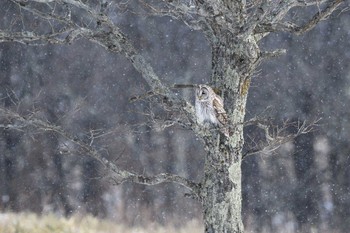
left=0, top=212, right=203, bottom=233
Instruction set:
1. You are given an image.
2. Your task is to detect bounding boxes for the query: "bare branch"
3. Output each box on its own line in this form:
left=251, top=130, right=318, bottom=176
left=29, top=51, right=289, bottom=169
left=137, top=0, right=213, bottom=37
left=0, top=107, right=200, bottom=196
left=3, top=0, right=167, bottom=93
left=103, top=157, right=200, bottom=191
left=240, top=1, right=271, bottom=38
left=0, top=29, right=93, bottom=45
left=293, top=0, right=344, bottom=35
left=173, top=84, right=199, bottom=89
left=268, top=0, right=330, bottom=24
left=255, top=0, right=345, bottom=35
left=1, top=0, right=201, bottom=135
left=129, top=91, right=157, bottom=103
left=260, top=49, right=287, bottom=59
left=243, top=118, right=320, bottom=159
left=20, top=0, right=55, bottom=2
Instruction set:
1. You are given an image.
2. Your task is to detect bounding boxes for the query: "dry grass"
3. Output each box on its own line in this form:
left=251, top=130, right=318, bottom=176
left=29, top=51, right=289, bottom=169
left=0, top=212, right=203, bottom=233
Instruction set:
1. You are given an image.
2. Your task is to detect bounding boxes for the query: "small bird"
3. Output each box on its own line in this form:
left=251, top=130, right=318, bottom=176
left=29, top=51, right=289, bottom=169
left=195, top=84, right=229, bottom=137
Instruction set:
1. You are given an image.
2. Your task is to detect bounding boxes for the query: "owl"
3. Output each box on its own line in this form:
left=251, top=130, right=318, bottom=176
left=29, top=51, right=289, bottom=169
left=195, top=84, right=229, bottom=137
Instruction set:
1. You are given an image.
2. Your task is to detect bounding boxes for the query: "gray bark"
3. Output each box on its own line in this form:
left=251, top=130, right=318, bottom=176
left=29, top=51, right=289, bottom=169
left=195, top=1, right=258, bottom=231
left=200, top=35, right=256, bottom=233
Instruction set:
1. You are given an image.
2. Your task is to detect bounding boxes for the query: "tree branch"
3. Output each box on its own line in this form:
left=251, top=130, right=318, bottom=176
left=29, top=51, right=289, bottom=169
left=243, top=118, right=320, bottom=158
left=4, top=0, right=166, bottom=95
left=255, top=0, right=345, bottom=35
left=1, top=0, right=202, bottom=136
left=137, top=0, right=214, bottom=38
left=240, top=1, right=271, bottom=39
left=260, top=49, right=287, bottom=59
left=293, top=0, right=344, bottom=35
left=0, top=29, right=93, bottom=45
left=0, top=107, right=201, bottom=196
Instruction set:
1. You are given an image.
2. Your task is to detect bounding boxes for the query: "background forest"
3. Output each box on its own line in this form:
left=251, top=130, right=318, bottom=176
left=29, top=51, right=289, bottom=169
left=0, top=1, right=350, bottom=233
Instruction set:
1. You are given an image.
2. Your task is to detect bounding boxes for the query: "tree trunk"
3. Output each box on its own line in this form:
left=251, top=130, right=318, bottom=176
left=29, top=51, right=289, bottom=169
left=201, top=144, right=244, bottom=233
left=200, top=27, right=259, bottom=232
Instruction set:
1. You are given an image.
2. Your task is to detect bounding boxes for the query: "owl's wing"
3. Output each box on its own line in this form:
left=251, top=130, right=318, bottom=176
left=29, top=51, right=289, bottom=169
left=212, top=96, right=228, bottom=126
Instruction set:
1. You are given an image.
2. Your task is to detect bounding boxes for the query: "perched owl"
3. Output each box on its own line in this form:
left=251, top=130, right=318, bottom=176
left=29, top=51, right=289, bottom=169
left=195, top=84, right=229, bottom=137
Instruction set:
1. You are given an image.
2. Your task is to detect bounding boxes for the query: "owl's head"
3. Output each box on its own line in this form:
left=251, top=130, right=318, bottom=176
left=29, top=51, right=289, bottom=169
left=196, top=85, right=211, bottom=101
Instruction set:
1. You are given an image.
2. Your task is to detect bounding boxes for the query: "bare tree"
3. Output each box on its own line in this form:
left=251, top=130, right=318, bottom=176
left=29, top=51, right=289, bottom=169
left=0, top=0, right=347, bottom=232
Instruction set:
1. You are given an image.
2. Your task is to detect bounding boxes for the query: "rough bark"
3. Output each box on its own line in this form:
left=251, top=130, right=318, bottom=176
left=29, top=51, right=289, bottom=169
left=199, top=34, right=257, bottom=233
left=193, top=0, right=259, bottom=230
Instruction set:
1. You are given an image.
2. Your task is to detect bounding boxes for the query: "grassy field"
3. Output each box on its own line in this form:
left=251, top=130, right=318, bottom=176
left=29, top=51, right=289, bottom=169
left=0, top=212, right=203, bottom=233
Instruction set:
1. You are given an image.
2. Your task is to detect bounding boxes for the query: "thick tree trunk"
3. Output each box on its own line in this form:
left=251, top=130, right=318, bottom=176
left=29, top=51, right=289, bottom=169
left=201, top=143, right=244, bottom=233
left=200, top=27, right=259, bottom=232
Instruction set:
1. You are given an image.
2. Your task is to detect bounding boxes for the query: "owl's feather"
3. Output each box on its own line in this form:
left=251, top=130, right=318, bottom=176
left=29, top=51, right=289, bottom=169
left=195, top=85, right=230, bottom=137
left=213, top=97, right=228, bottom=126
